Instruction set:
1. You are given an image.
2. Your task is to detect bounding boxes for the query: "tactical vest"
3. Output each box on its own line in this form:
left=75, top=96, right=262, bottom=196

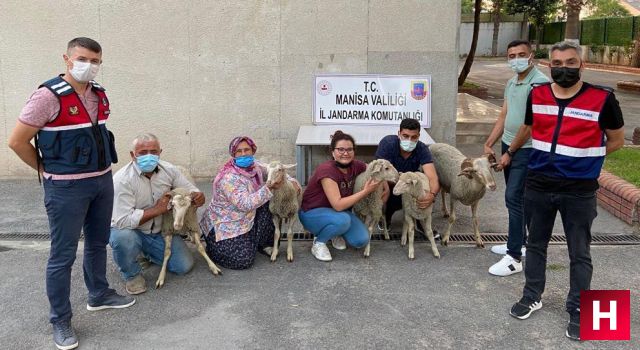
left=37, top=76, right=118, bottom=175
left=529, top=83, right=608, bottom=180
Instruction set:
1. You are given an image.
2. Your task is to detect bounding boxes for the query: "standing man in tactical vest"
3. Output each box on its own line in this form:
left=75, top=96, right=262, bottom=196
left=505, top=41, right=624, bottom=341
left=8, top=37, right=134, bottom=350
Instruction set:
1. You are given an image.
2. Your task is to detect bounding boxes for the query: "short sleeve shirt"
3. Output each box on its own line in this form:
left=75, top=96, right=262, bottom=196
left=18, top=84, right=100, bottom=128
left=374, top=135, right=432, bottom=173
left=301, top=160, right=367, bottom=211
left=502, top=66, right=549, bottom=148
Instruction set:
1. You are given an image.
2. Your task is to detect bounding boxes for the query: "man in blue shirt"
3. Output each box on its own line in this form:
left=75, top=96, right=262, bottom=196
left=375, top=118, right=440, bottom=233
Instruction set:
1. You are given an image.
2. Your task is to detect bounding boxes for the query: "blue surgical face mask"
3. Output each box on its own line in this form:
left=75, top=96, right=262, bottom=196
left=136, top=154, right=159, bottom=173
left=508, top=56, right=531, bottom=73
left=234, top=155, right=255, bottom=168
left=400, top=140, right=417, bottom=152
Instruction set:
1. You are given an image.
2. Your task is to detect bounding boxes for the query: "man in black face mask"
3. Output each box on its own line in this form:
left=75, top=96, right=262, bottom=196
left=504, top=41, right=625, bottom=341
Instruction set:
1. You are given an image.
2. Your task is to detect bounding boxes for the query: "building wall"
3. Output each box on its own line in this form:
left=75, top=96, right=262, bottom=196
left=0, top=0, right=460, bottom=179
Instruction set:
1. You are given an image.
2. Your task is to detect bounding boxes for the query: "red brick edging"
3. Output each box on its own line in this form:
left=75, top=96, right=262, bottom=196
left=597, top=170, right=640, bottom=228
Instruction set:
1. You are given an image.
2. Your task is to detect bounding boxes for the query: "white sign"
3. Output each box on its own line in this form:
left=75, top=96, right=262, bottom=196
left=314, top=74, right=431, bottom=127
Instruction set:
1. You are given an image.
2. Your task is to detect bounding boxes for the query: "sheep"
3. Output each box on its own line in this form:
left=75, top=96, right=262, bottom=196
left=392, top=172, right=439, bottom=259
left=429, top=143, right=498, bottom=248
left=157, top=187, right=222, bottom=289
left=265, top=161, right=300, bottom=262
left=353, top=159, right=399, bottom=257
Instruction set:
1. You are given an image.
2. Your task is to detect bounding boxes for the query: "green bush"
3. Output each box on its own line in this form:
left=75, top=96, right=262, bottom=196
left=533, top=48, right=549, bottom=59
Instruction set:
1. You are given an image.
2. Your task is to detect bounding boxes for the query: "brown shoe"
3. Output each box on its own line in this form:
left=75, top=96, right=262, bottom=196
left=125, top=274, right=147, bottom=295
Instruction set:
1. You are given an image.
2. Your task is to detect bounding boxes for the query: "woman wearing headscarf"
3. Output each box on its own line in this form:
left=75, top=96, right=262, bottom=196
left=200, top=136, right=294, bottom=269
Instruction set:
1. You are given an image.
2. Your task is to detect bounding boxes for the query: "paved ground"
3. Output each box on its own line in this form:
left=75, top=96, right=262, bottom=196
left=465, top=58, right=640, bottom=142
left=0, top=146, right=638, bottom=349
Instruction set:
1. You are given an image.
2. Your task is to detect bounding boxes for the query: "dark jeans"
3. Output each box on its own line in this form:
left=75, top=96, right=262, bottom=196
left=502, top=142, right=531, bottom=259
left=522, top=187, right=597, bottom=314
left=43, top=172, right=114, bottom=323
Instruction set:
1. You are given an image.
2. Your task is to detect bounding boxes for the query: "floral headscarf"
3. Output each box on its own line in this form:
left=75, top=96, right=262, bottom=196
left=211, top=136, right=263, bottom=201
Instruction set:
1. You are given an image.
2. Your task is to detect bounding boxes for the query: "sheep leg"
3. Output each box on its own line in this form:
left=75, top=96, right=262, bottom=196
left=270, top=217, right=281, bottom=262
left=381, top=216, right=390, bottom=240
left=441, top=198, right=456, bottom=246
left=471, top=201, right=484, bottom=248
left=193, top=231, right=222, bottom=276
left=286, top=218, right=294, bottom=262
left=441, top=191, right=450, bottom=218
left=408, top=218, right=415, bottom=260
left=363, top=216, right=373, bottom=258
left=155, top=234, right=173, bottom=289
left=400, top=215, right=410, bottom=246
left=421, top=217, right=440, bottom=258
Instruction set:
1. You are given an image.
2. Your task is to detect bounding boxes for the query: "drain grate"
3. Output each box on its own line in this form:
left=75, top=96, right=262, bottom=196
left=1, top=232, right=639, bottom=245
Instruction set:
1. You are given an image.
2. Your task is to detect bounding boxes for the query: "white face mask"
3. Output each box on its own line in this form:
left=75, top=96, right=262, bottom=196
left=508, top=56, right=531, bottom=74
left=69, top=60, right=100, bottom=83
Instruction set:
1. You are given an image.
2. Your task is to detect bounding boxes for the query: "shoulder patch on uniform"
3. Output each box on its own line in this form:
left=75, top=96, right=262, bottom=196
left=89, top=81, right=106, bottom=92
left=40, top=76, right=74, bottom=96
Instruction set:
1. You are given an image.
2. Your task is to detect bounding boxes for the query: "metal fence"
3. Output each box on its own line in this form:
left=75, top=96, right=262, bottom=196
left=529, top=16, right=640, bottom=46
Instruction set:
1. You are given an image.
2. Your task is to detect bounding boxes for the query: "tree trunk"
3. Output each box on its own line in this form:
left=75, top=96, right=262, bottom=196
left=491, top=0, right=503, bottom=56
left=458, top=0, right=482, bottom=86
left=565, top=0, right=582, bottom=43
left=632, top=40, right=640, bottom=68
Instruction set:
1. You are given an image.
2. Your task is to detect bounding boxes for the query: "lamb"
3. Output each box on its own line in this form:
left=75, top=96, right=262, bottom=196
left=157, top=187, right=222, bottom=289
left=353, top=159, right=399, bottom=257
left=429, top=143, right=498, bottom=248
left=265, top=161, right=300, bottom=262
left=392, top=171, right=439, bottom=259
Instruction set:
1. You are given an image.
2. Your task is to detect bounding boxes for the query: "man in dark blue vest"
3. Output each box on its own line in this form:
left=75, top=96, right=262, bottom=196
left=8, top=37, right=134, bottom=350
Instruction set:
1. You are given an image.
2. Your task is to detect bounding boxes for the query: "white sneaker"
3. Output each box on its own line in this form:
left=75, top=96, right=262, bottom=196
left=490, top=244, right=526, bottom=257
left=331, top=236, right=347, bottom=250
left=489, top=254, right=522, bottom=276
left=311, top=239, right=332, bottom=261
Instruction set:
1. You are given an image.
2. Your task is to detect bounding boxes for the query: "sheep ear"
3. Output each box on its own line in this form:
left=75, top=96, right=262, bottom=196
left=457, top=169, right=474, bottom=179
left=283, top=163, right=297, bottom=169
left=460, top=158, right=473, bottom=171
left=370, top=161, right=384, bottom=174
left=411, top=179, right=418, bottom=185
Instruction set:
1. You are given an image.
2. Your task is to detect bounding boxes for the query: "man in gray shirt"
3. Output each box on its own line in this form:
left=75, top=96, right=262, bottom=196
left=110, top=133, right=205, bottom=295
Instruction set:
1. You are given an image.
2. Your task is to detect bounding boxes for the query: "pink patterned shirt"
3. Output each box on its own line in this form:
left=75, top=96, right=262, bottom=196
left=199, top=172, right=273, bottom=242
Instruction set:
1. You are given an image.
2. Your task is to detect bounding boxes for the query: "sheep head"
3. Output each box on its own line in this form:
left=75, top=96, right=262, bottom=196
left=169, top=189, right=193, bottom=231
left=266, top=161, right=296, bottom=187
left=457, top=157, right=497, bottom=191
left=392, top=172, right=426, bottom=197
left=368, top=159, right=399, bottom=183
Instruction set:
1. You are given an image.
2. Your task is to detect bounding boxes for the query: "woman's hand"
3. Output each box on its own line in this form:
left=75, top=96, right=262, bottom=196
left=362, top=178, right=382, bottom=194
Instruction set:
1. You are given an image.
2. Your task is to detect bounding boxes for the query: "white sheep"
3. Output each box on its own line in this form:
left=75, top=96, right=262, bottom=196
left=157, top=188, right=222, bottom=289
left=265, top=161, right=300, bottom=262
left=353, top=159, right=399, bottom=257
left=392, top=171, right=439, bottom=259
left=429, top=143, right=498, bottom=248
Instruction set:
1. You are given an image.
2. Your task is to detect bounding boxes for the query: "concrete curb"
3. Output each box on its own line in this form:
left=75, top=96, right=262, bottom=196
left=618, top=80, right=640, bottom=92
left=597, top=170, right=640, bottom=231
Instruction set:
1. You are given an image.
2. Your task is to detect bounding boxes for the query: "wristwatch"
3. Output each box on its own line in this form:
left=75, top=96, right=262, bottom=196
left=506, top=149, right=515, bottom=157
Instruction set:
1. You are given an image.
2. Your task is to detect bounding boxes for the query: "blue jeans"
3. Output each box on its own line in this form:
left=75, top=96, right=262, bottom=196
left=109, top=228, right=194, bottom=280
left=298, top=208, right=369, bottom=248
left=43, top=172, right=114, bottom=323
left=502, top=142, right=531, bottom=259
left=522, top=188, right=597, bottom=314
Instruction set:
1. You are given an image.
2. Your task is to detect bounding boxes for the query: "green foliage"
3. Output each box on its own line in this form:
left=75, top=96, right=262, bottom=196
left=585, top=0, right=631, bottom=18
left=505, top=0, right=561, bottom=26
left=461, top=0, right=476, bottom=14
left=606, top=17, right=635, bottom=46
left=581, top=18, right=606, bottom=45
left=533, top=48, right=549, bottom=59
left=604, top=148, right=640, bottom=187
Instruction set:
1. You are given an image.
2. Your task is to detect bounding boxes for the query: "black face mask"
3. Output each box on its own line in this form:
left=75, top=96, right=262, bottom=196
left=335, top=161, right=352, bottom=169
left=550, top=67, right=581, bottom=88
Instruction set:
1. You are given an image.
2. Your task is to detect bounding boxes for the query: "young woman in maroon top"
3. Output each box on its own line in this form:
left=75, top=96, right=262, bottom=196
left=299, top=130, right=383, bottom=261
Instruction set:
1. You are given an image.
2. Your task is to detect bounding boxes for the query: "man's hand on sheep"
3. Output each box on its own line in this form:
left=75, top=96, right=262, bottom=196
left=416, top=192, right=435, bottom=209
left=155, top=192, right=173, bottom=214
left=483, top=144, right=495, bottom=158
left=499, top=152, right=511, bottom=170
left=190, top=192, right=205, bottom=207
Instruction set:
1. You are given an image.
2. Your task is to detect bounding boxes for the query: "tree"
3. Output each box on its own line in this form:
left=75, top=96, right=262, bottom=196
left=491, top=0, right=504, bottom=56
left=585, top=0, right=630, bottom=18
left=458, top=0, right=482, bottom=86
left=506, top=0, right=561, bottom=50
left=565, top=0, right=586, bottom=42
left=461, top=0, right=475, bottom=14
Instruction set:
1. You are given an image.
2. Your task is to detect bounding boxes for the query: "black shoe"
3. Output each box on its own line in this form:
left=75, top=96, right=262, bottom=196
left=415, top=224, right=440, bottom=241
left=87, top=289, right=135, bottom=311
left=52, top=319, right=78, bottom=350
left=566, top=312, right=581, bottom=341
left=510, top=296, right=542, bottom=320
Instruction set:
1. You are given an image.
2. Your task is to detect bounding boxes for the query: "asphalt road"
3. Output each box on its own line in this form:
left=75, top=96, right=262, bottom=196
left=465, top=58, right=640, bottom=142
